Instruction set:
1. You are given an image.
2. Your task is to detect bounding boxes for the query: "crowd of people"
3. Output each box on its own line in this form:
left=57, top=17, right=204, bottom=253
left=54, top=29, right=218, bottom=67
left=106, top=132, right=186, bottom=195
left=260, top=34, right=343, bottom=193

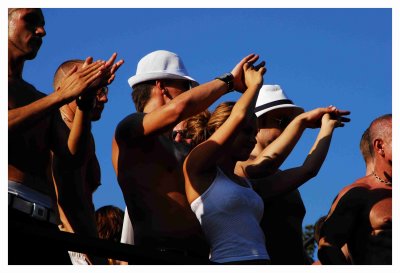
left=8, top=8, right=392, bottom=265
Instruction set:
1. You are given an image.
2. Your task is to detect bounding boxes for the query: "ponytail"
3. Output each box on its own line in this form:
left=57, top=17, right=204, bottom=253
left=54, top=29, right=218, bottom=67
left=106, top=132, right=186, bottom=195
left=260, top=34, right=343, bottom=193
left=186, top=101, right=236, bottom=147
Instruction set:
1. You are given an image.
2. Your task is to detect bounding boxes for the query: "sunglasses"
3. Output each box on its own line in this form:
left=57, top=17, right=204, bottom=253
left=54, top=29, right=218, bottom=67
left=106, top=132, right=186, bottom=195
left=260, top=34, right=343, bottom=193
left=185, top=81, right=192, bottom=91
left=172, top=129, right=189, bottom=140
left=273, top=116, right=293, bottom=129
left=96, top=86, right=109, bottom=99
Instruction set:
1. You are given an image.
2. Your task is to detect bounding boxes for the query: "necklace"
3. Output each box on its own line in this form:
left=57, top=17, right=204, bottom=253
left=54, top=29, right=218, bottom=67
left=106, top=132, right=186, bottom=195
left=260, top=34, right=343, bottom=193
left=372, top=172, right=392, bottom=186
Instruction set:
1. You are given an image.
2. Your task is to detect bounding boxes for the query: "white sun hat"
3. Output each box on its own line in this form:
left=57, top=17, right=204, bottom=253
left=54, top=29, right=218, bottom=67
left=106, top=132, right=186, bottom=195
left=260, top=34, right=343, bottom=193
left=254, top=85, right=304, bottom=117
left=128, top=50, right=199, bottom=88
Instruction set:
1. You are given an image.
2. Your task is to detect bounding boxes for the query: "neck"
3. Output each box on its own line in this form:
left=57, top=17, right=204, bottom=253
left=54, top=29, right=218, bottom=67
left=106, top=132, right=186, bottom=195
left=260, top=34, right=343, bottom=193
left=251, top=142, right=264, bottom=158
left=59, top=105, right=75, bottom=128
left=372, top=164, right=392, bottom=186
left=374, top=158, right=392, bottom=181
left=8, top=52, right=24, bottom=80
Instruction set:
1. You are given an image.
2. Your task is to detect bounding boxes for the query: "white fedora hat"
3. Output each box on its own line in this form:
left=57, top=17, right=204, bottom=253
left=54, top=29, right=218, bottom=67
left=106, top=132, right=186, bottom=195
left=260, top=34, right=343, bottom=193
left=255, top=85, right=304, bottom=117
left=128, top=50, right=199, bottom=88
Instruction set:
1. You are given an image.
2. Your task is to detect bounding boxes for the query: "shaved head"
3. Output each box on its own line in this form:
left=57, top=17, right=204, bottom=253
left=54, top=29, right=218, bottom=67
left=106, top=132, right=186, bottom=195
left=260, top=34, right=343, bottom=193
left=53, top=59, right=83, bottom=90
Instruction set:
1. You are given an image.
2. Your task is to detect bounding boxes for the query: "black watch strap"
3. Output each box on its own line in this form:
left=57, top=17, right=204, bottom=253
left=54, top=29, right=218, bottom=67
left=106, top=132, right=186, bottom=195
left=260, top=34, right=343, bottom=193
left=76, top=96, right=96, bottom=111
left=215, top=72, right=234, bottom=92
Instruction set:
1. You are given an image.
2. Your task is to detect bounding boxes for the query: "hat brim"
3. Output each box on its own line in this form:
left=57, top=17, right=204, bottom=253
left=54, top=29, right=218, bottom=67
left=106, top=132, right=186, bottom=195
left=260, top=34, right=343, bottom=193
left=128, top=72, right=199, bottom=88
left=255, top=104, right=304, bottom=118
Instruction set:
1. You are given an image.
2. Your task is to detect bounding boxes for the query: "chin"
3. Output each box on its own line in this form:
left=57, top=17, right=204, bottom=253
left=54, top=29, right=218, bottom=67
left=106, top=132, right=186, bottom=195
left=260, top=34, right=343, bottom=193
left=91, top=113, right=101, bottom=121
left=25, top=51, right=39, bottom=60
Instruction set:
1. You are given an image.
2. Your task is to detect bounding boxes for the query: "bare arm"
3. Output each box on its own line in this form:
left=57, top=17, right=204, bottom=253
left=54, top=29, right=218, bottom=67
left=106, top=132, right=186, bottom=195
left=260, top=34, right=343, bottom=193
left=66, top=54, right=123, bottom=155
left=184, top=59, right=266, bottom=202
left=243, top=107, right=351, bottom=178
left=9, top=60, right=106, bottom=133
left=318, top=186, right=367, bottom=264
left=115, top=54, right=259, bottom=145
left=252, top=112, right=350, bottom=199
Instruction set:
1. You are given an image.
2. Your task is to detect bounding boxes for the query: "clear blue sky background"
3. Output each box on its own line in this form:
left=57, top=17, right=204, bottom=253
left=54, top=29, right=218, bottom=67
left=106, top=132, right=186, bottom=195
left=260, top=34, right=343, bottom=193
left=20, top=8, right=391, bottom=257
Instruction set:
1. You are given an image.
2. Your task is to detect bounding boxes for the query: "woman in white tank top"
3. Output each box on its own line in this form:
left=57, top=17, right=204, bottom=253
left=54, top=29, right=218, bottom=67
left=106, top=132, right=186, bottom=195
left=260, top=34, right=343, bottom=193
left=183, top=55, right=349, bottom=264
left=183, top=57, right=269, bottom=264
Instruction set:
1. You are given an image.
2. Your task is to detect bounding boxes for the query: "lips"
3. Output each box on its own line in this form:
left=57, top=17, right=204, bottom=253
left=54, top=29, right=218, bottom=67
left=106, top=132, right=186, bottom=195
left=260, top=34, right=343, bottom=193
left=94, top=105, right=104, bottom=112
left=29, top=37, right=42, bottom=48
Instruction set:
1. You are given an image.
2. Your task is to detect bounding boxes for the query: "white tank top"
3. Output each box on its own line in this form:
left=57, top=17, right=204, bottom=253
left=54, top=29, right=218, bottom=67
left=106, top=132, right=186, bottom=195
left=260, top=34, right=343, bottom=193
left=190, top=167, right=269, bottom=263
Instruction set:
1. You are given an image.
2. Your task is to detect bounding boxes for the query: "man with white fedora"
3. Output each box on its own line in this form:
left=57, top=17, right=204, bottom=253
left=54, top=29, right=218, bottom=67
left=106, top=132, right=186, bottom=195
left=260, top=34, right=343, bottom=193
left=112, top=50, right=265, bottom=263
left=235, top=84, right=350, bottom=264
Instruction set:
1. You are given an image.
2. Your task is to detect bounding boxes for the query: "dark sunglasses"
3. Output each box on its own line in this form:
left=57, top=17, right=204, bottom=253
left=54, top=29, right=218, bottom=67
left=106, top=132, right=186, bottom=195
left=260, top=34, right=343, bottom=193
left=273, top=116, right=293, bottom=129
left=172, top=130, right=189, bottom=140
left=96, top=86, right=108, bottom=99
left=185, top=81, right=192, bottom=91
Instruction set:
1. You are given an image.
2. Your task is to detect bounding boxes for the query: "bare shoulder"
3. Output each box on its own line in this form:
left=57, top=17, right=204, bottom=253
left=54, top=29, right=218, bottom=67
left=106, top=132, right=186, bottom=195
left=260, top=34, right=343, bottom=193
left=115, top=112, right=147, bottom=144
left=329, top=177, right=372, bottom=212
left=9, top=78, right=46, bottom=108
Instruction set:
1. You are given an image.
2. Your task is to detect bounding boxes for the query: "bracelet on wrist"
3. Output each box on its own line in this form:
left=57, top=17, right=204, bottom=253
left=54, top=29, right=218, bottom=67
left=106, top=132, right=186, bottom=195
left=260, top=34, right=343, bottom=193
left=215, top=72, right=234, bottom=93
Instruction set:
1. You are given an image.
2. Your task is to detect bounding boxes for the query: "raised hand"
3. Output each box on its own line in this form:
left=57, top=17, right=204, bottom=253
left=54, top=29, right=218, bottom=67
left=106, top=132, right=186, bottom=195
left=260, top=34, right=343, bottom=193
left=86, top=53, right=124, bottom=91
left=300, top=106, right=350, bottom=129
left=231, top=54, right=267, bottom=92
left=243, top=59, right=266, bottom=90
left=103, top=52, right=124, bottom=84
left=321, top=110, right=350, bottom=129
left=56, top=60, right=106, bottom=102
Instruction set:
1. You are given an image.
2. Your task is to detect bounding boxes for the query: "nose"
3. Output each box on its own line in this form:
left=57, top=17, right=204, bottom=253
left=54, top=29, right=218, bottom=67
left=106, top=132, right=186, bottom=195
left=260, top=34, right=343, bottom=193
left=100, top=95, right=108, bottom=103
left=174, top=132, right=183, bottom=142
left=36, top=25, right=46, bottom=37
left=97, top=93, right=108, bottom=104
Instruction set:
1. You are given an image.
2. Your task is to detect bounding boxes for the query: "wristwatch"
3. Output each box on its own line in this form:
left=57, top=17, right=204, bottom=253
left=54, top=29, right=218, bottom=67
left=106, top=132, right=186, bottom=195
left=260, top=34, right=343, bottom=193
left=215, top=72, right=234, bottom=92
left=76, top=95, right=96, bottom=111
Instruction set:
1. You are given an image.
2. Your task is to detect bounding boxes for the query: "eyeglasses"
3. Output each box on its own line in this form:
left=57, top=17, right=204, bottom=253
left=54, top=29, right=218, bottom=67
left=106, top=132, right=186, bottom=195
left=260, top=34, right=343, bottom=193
left=273, top=116, right=293, bottom=129
left=96, top=86, right=108, bottom=99
left=172, top=129, right=189, bottom=140
left=185, top=81, right=192, bottom=91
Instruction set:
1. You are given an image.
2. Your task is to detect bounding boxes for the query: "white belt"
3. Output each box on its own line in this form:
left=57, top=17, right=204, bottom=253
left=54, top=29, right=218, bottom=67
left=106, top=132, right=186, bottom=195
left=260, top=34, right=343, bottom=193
left=8, top=193, right=58, bottom=225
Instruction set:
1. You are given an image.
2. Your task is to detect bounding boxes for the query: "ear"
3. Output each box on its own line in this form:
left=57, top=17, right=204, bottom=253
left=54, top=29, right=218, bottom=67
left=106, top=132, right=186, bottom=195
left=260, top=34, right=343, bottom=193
left=373, top=138, right=385, bottom=157
left=155, top=80, right=165, bottom=92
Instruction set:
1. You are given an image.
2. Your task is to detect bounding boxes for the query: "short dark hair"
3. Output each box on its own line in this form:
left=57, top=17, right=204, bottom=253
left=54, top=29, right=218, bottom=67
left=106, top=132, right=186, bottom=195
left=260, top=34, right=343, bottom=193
left=131, top=81, right=156, bottom=112
left=359, top=128, right=372, bottom=165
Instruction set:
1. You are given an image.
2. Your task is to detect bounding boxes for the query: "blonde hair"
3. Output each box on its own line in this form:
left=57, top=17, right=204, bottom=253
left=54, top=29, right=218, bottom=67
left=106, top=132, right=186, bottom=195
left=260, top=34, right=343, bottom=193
left=186, top=102, right=235, bottom=147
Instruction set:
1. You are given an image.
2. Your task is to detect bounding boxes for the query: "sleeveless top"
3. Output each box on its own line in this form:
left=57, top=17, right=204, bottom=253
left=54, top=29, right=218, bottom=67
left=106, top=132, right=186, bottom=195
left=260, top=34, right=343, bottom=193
left=190, top=167, right=269, bottom=263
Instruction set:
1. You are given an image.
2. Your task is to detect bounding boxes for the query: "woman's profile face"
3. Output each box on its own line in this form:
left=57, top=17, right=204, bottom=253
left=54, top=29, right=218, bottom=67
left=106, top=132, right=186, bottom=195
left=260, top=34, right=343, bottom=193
left=231, top=115, right=258, bottom=161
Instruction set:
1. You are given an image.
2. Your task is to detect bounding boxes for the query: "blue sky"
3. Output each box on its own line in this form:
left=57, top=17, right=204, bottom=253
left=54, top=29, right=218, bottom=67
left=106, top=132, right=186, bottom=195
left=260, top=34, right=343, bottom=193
left=4, top=3, right=398, bottom=268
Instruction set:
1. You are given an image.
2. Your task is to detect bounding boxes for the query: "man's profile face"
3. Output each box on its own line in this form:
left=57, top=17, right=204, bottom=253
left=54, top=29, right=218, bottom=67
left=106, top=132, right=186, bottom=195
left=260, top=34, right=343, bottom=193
left=91, top=87, right=109, bottom=121
left=8, top=8, right=46, bottom=60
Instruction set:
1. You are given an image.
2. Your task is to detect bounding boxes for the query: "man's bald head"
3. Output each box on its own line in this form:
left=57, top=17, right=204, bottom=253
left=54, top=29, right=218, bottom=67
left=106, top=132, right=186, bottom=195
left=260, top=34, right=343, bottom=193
left=368, top=114, right=392, bottom=158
